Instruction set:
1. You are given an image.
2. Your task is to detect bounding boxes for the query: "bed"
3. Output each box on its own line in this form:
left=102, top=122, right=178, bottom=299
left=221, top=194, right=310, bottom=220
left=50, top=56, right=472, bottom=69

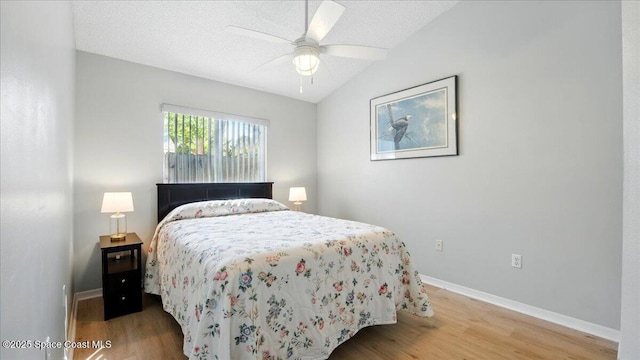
left=145, top=183, right=433, bottom=360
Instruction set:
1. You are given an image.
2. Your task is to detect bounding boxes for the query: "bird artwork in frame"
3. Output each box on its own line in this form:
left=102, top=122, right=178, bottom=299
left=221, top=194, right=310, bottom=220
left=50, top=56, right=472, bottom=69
left=370, top=76, right=458, bottom=160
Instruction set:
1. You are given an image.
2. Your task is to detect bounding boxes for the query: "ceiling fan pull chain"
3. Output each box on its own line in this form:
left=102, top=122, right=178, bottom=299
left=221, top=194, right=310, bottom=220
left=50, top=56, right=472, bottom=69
left=300, top=76, right=304, bottom=94
left=311, top=76, right=314, bottom=85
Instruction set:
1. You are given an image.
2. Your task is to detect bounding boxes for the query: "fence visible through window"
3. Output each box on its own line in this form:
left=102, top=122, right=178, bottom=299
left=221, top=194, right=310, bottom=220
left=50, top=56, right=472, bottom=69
left=162, top=109, right=267, bottom=183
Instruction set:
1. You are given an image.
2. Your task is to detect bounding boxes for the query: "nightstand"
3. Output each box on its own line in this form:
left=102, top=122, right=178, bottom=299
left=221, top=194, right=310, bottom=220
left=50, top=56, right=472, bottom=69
left=99, top=233, right=143, bottom=320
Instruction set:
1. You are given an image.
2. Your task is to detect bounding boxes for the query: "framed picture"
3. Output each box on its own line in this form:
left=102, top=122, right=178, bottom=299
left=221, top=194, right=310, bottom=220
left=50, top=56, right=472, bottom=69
left=370, top=76, right=457, bottom=161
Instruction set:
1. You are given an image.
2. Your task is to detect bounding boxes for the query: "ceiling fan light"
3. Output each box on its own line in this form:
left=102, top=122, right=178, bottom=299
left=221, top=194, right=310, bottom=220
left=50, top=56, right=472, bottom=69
left=293, top=46, right=320, bottom=76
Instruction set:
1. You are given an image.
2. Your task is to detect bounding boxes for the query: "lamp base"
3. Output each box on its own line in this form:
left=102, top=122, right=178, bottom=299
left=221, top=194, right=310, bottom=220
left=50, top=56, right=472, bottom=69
left=109, top=213, right=127, bottom=241
left=110, top=233, right=127, bottom=242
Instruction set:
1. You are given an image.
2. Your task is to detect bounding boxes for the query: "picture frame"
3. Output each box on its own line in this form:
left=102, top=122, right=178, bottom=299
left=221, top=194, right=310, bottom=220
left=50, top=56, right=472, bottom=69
left=370, top=76, right=457, bottom=161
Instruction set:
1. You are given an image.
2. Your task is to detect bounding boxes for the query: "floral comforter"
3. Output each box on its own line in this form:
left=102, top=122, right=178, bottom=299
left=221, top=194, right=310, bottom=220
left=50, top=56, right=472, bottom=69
left=144, top=199, right=433, bottom=360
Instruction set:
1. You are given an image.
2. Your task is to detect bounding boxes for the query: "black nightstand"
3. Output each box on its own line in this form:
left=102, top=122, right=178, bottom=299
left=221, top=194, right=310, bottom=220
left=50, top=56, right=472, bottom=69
left=99, top=233, right=143, bottom=320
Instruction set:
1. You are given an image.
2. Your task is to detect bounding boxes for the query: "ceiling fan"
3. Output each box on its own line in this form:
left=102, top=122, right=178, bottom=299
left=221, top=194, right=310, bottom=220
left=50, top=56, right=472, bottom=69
left=225, top=0, right=388, bottom=78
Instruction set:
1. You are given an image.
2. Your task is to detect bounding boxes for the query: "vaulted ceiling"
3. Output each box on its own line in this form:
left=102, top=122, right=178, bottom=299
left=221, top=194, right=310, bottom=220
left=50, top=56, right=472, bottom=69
left=72, top=1, right=457, bottom=103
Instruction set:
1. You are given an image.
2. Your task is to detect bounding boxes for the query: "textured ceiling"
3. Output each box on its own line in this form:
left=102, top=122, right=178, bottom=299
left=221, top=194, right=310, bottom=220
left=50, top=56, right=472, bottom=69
left=72, top=1, right=457, bottom=103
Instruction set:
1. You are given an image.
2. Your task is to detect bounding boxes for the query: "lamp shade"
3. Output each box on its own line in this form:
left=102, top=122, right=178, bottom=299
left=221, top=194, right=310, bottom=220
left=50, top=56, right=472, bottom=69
left=101, top=192, right=134, bottom=213
left=288, top=187, right=307, bottom=202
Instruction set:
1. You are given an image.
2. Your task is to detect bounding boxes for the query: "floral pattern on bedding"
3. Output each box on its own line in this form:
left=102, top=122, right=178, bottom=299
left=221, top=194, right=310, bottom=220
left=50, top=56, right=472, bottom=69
left=145, top=199, right=433, bottom=360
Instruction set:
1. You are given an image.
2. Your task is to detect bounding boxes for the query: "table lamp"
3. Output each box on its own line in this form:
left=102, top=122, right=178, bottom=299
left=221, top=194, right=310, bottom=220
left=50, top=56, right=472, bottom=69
left=101, top=192, right=134, bottom=241
left=288, top=187, right=307, bottom=211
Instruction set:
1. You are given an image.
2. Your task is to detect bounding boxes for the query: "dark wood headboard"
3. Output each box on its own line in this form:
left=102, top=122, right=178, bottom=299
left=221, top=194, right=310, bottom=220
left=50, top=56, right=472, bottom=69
left=156, top=182, right=274, bottom=222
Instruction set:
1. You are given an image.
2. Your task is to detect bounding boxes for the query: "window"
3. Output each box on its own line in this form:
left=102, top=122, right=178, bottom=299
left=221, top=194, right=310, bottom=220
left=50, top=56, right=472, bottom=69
left=162, top=104, right=268, bottom=183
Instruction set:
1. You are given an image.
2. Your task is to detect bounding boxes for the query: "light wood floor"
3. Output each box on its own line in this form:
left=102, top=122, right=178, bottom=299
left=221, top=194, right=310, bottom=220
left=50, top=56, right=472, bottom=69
left=73, top=285, right=617, bottom=360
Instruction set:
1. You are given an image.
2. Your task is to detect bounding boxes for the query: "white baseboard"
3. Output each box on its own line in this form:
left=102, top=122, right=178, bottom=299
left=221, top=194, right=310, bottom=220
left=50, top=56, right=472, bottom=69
left=68, top=288, right=102, bottom=360
left=420, top=275, right=620, bottom=343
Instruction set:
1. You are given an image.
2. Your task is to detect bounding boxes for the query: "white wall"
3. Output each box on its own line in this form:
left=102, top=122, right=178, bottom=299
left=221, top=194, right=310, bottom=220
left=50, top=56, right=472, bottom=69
left=74, top=52, right=317, bottom=292
left=317, top=1, right=623, bottom=330
left=619, top=1, right=640, bottom=358
left=1, top=2, right=75, bottom=359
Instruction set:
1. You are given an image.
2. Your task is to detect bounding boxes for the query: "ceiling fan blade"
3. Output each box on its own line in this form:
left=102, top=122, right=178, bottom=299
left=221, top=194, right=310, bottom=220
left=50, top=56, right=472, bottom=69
left=305, top=0, right=345, bottom=43
left=254, top=53, right=292, bottom=71
left=225, top=26, right=292, bottom=45
left=320, top=45, right=389, bottom=60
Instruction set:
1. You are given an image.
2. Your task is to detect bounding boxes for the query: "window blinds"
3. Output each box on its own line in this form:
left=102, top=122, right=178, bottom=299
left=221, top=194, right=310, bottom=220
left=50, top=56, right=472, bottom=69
left=162, top=104, right=268, bottom=183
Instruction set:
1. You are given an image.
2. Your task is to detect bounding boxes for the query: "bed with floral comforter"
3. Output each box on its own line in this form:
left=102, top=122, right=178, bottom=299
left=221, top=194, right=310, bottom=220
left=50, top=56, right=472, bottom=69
left=144, top=199, right=433, bottom=360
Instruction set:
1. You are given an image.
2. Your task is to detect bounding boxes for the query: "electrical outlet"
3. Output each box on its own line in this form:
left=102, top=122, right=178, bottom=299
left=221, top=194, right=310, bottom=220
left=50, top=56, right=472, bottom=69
left=436, top=240, right=443, bottom=252
left=512, top=254, right=522, bottom=269
left=45, top=336, right=51, bottom=359
left=63, top=284, right=68, bottom=340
